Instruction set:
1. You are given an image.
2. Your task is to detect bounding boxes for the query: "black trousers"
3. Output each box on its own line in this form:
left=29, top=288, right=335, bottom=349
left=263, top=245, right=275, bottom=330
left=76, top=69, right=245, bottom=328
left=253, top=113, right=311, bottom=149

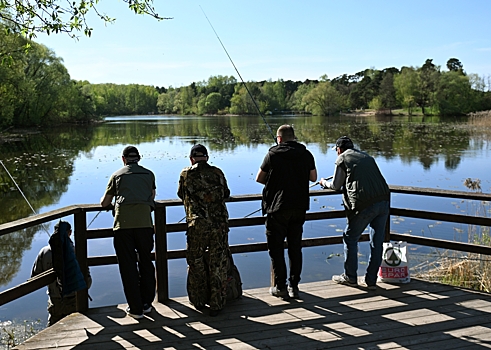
left=265, top=208, right=306, bottom=289
left=113, top=227, right=156, bottom=315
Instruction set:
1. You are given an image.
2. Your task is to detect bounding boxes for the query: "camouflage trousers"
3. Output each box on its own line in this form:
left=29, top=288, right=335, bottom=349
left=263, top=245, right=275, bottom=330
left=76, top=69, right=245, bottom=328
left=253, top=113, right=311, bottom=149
left=186, top=222, right=228, bottom=311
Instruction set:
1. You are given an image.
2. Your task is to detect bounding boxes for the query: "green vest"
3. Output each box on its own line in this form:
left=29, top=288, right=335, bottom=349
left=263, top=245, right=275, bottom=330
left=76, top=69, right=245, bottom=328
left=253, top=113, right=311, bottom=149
left=336, top=149, right=390, bottom=213
left=110, top=163, right=155, bottom=208
left=105, top=163, right=156, bottom=230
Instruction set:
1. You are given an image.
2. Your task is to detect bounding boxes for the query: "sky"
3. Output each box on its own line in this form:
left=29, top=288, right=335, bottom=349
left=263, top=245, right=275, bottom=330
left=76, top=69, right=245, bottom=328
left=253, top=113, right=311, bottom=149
left=34, top=0, right=491, bottom=88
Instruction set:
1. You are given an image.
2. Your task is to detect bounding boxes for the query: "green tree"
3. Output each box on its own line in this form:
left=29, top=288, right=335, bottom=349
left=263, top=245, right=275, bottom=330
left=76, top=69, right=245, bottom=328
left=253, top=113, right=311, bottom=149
left=289, top=83, right=315, bottom=112
left=416, top=59, right=440, bottom=115
left=204, top=92, right=222, bottom=114
left=303, top=80, right=344, bottom=116
left=378, top=72, right=397, bottom=113
left=0, top=1, right=169, bottom=39
left=157, top=88, right=177, bottom=114
left=435, top=71, right=473, bottom=116
left=446, top=58, right=464, bottom=75
left=394, top=67, right=418, bottom=115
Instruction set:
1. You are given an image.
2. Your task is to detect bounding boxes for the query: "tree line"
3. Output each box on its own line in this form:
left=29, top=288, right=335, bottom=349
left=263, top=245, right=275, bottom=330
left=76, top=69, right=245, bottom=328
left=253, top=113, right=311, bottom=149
left=157, top=60, right=491, bottom=117
left=2, top=23, right=491, bottom=128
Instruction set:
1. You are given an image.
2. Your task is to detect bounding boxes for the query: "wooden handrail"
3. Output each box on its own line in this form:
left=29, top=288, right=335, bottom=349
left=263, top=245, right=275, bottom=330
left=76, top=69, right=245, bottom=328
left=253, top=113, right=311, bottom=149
left=1, top=186, right=490, bottom=308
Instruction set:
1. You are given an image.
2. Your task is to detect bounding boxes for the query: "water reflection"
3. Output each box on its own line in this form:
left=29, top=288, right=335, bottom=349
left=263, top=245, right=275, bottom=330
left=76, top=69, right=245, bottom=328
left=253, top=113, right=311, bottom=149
left=0, top=114, right=489, bottom=322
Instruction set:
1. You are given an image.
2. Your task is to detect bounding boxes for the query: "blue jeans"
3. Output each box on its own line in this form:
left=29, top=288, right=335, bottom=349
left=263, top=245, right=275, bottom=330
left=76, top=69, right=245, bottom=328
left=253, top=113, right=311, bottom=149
left=343, top=201, right=389, bottom=286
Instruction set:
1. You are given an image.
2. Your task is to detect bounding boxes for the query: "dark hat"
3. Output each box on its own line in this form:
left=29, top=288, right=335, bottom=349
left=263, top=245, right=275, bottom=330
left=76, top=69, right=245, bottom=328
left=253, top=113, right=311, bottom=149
left=332, top=136, right=354, bottom=150
left=190, top=144, right=208, bottom=157
left=54, top=220, right=71, bottom=231
left=122, top=146, right=140, bottom=160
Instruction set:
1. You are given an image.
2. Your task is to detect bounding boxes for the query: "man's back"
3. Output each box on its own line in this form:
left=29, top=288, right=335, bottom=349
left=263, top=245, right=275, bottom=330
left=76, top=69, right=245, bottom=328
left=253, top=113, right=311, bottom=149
left=178, top=161, right=229, bottom=225
left=337, top=148, right=389, bottom=212
left=261, top=141, right=315, bottom=214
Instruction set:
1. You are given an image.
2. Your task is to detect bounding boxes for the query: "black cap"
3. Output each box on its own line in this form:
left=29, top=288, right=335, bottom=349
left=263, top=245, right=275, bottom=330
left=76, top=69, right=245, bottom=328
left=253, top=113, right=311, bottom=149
left=190, top=144, right=208, bottom=157
left=332, top=136, right=354, bottom=150
left=122, top=146, right=141, bottom=160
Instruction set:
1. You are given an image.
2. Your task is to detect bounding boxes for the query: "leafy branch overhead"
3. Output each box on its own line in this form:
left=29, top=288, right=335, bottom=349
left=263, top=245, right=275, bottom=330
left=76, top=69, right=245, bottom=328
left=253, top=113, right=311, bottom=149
left=0, top=0, right=172, bottom=38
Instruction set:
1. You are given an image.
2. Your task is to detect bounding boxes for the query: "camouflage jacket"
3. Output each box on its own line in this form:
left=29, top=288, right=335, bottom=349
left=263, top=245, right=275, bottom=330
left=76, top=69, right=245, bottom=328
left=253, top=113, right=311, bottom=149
left=178, top=161, right=230, bottom=228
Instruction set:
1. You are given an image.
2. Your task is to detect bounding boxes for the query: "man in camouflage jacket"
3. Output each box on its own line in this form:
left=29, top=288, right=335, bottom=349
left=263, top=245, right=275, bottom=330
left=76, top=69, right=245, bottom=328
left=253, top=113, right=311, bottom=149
left=178, top=144, right=230, bottom=317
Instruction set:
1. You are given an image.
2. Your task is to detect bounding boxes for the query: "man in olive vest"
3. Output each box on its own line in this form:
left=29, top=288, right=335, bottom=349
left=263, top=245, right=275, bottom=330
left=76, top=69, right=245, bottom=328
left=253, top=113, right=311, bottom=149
left=320, top=136, right=390, bottom=290
left=178, top=144, right=230, bottom=317
left=100, top=145, right=156, bottom=319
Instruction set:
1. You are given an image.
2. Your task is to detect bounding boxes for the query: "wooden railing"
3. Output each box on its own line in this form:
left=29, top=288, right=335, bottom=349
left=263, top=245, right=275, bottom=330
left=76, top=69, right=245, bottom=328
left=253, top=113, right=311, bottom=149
left=1, top=186, right=490, bottom=313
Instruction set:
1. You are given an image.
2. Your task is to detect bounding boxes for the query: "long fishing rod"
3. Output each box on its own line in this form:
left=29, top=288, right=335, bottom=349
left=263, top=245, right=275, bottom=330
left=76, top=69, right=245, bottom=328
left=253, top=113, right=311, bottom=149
left=0, top=159, right=51, bottom=237
left=199, top=6, right=277, bottom=145
left=243, top=176, right=333, bottom=218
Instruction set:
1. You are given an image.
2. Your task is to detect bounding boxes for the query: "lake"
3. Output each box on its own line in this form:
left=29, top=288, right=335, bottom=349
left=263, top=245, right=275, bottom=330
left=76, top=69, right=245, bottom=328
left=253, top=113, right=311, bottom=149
left=1, top=114, right=490, bottom=326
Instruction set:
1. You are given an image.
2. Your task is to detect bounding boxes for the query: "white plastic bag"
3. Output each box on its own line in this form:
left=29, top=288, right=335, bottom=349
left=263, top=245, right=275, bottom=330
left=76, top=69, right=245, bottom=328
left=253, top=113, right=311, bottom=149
left=377, top=241, right=410, bottom=283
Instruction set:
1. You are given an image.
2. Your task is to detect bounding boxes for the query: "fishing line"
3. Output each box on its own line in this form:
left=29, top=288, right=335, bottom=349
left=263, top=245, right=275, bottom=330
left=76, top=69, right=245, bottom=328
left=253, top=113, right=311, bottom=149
left=199, top=5, right=277, bottom=145
left=0, top=159, right=51, bottom=236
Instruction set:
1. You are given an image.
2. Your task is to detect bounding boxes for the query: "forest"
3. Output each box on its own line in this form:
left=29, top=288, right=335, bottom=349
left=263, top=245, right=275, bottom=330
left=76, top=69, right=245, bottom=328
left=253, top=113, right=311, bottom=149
left=1, top=24, right=491, bottom=128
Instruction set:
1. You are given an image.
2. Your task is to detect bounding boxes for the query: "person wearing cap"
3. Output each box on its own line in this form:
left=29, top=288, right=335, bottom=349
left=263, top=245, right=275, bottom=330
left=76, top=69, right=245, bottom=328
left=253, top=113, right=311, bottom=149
left=100, top=145, right=156, bottom=319
left=31, top=220, right=92, bottom=326
left=320, top=136, right=390, bottom=290
left=256, top=125, right=317, bottom=300
left=178, top=144, right=230, bottom=317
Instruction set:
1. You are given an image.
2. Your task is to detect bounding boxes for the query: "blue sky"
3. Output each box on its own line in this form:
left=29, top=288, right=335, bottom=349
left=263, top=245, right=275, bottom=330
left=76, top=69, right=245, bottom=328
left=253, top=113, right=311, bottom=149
left=35, top=0, right=491, bottom=88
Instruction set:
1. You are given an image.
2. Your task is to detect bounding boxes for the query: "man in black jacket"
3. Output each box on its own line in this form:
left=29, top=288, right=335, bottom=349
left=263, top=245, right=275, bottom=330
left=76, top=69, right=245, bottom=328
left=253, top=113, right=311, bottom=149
left=320, top=136, right=390, bottom=290
left=256, top=125, right=317, bottom=300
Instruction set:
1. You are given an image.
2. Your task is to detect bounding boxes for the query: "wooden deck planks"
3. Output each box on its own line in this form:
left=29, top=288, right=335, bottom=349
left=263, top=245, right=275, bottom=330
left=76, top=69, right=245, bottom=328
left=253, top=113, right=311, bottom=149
left=14, top=279, right=491, bottom=350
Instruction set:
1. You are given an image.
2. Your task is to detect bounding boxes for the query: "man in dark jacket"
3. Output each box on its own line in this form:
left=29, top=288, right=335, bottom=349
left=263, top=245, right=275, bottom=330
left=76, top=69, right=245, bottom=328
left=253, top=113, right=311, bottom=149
left=31, top=220, right=91, bottom=326
left=256, top=125, right=317, bottom=300
left=320, top=136, right=390, bottom=290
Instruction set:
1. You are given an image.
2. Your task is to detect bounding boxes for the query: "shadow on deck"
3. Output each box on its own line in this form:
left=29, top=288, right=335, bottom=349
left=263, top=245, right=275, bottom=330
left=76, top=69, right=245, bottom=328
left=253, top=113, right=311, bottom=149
left=15, top=279, right=491, bottom=350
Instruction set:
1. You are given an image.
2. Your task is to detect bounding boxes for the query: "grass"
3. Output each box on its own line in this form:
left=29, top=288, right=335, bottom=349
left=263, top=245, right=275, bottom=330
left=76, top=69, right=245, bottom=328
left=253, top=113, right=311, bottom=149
left=412, top=177, right=491, bottom=293
left=0, top=319, right=43, bottom=350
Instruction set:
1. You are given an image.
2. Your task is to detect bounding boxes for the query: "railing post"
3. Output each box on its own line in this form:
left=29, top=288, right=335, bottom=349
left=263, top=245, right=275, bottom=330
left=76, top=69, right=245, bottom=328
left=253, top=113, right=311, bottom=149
left=74, top=209, right=89, bottom=313
left=385, top=197, right=391, bottom=242
left=154, top=205, right=169, bottom=302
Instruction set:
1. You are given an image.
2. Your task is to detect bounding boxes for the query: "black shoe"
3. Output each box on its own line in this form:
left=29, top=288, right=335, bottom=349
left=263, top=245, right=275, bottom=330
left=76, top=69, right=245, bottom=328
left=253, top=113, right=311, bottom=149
left=209, top=309, right=221, bottom=317
left=288, top=285, right=300, bottom=299
left=269, top=286, right=290, bottom=301
left=143, top=303, right=152, bottom=314
left=194, top=304, right=205, bottom=311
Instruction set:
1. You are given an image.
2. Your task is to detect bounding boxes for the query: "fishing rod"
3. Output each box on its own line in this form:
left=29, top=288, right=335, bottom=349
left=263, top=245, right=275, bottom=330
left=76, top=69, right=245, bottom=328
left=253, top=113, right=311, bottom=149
left=0, top=159, right=51, bottom=237
left=199, top=5, right=277, bottom=145
left=243, top=176, right=333, bottom=218
left=309, top=175, right=334, bottom=190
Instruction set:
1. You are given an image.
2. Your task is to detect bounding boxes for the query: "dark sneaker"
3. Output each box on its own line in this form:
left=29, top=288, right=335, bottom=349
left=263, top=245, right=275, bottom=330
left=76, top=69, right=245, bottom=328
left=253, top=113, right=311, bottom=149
left=209, top=309, right=221, bottom=317
left=194, top=304, right=205, bottom=311
left=125, top=306, right=143, bottom=319
left=366, top=284, right=377, bottom=291
left=332, top=273, right=357, bottom=286
left=288, top=285, right=300, bottom=299
left=269, top=286, right=290, bottom=300
left=143, top=303, right=152, bottom=314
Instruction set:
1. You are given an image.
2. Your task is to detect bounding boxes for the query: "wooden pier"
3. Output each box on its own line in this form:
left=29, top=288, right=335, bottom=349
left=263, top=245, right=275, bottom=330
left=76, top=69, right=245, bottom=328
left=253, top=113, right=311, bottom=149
left=15, top=279, right=491, bottom=349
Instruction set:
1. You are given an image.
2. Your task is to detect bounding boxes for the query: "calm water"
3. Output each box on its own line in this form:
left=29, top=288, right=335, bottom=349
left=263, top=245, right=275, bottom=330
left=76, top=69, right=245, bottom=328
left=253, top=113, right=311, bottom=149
left=1, top=114, right=490, bottom=324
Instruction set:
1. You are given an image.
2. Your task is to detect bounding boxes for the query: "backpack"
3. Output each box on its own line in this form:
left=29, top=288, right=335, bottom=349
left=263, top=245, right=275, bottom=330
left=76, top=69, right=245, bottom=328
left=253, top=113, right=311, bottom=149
left=225, top=251, right=242, bottom=301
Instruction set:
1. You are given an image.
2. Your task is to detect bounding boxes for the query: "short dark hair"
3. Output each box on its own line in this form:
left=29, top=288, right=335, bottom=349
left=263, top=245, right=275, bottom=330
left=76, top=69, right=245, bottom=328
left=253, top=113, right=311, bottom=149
left=277, top=125, right=295, bottom=141
left=334, top=136, right=354, bottom=150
